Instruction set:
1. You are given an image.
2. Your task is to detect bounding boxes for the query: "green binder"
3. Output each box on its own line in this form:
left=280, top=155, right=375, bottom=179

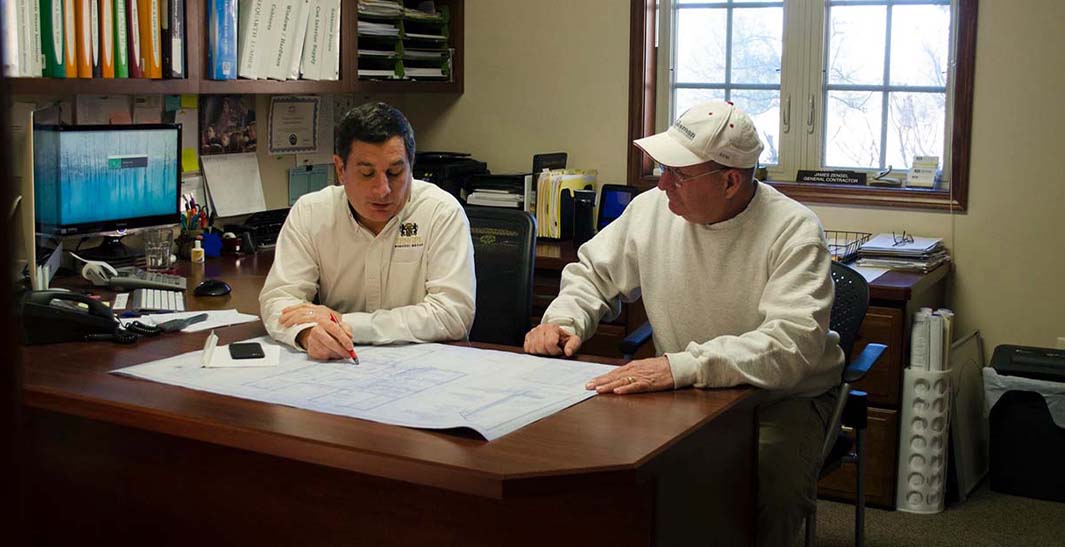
left=40, top=0, right=66, bottom=77
left=113, top=0, right=128, bottom=77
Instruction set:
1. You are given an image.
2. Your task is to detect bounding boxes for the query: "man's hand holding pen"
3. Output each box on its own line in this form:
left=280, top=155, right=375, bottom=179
left=281, top=303, right=358, bottom=362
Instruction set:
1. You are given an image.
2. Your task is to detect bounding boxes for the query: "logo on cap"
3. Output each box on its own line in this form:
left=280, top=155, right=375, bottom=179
left=673, top=122, right=696, bottom=141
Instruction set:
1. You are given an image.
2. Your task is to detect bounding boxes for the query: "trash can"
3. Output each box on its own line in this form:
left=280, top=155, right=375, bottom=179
left=984, top=345, right=1065, bottom=503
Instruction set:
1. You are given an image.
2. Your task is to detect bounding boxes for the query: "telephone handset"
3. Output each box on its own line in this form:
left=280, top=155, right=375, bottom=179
left=70, top=253, right=119, bottom=286
left=70, top=252, right=187, bottom=290
left=19, top=289, right=125, bottom=345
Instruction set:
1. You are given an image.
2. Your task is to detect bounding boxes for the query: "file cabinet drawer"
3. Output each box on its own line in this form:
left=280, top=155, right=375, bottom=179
left=817, top=407, right=899, bottom=508
left=851, top=306, right=905, bottom=407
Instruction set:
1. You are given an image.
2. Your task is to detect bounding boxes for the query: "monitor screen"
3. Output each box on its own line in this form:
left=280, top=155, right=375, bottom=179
left=34, top=124, right=181, bottom=236
left=597, top=185, right=637, bottom=231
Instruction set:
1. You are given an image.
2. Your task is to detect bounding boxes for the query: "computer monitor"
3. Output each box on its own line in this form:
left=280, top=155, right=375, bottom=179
left=34, top=123, right=181, bottom=260
left=597, top=184, right=639, bottom=231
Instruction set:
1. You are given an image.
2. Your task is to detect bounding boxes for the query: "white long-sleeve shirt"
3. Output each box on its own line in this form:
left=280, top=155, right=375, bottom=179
left=259, top=181, right=476, bottom=349
left=542, top=182, right=843, bottom=399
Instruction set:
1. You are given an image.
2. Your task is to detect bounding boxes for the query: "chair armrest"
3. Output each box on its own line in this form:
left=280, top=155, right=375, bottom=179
left=842, top=390, right=869, bottom=429
left=843, top=343, right=886, bottom=384
left=619, top=321, right=653, bottom=359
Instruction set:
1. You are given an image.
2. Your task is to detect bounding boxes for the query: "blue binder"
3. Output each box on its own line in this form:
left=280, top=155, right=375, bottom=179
left=207, top=0, right=237, bottom=79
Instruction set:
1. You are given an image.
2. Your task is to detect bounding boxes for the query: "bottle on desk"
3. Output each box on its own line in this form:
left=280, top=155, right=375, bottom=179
left=191, top=240, right=205, bottom=264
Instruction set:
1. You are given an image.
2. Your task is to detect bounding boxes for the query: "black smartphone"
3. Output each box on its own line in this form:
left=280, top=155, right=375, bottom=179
left=229, top=342, right=265, bottom=360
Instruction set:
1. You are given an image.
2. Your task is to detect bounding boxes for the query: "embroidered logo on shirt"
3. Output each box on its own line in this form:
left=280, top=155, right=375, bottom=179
left=395, top=222, right=424, bottom=249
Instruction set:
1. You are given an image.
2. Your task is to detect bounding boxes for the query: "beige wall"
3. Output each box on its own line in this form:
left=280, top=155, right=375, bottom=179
left=399, top=0, right=631, bottom=183
left=387, top=0, right=1065, bottom=355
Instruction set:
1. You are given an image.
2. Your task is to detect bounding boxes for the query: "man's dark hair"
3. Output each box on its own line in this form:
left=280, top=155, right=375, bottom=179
left=335, top=102, right=416, bottom=166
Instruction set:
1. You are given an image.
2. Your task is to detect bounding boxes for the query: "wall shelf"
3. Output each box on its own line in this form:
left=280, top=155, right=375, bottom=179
left=10, top=0, right=463, bottom=96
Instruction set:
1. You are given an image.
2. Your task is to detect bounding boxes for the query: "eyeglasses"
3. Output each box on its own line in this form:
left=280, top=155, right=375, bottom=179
left=659, top=164, right=730, bottom=188
left=892, top=231, right=915, bottom=247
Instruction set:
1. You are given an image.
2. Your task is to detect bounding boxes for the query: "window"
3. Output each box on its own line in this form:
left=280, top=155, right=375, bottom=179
left=630, top=0, right=978, bottom=211
left=669, top=0, right=784, bottom=167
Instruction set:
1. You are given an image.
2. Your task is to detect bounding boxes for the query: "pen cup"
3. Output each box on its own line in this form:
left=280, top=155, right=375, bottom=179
left=143, top=227, right=174, bottom=271
left=177, top=230, right=204, bottom=260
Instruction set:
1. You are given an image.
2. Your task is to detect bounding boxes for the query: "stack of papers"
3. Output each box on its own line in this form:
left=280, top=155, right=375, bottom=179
left=404, top=7, right=443, bottom=21
left=405, top=32, right=447, bottom=41
left=467, top=189, right=523, bottom=208
left=358, top=21, right=401, bottom=37
left=358, top=0, right=403, bottom=17
left=404, top=49, right=448, bottom=60
left=404, top=67, right=447, bottom=78
left=358, top=49, right=398, bottom=58
left=123, top=309, right=260, bottom=333
left=856, top=233, right=951, bottom=272
left=358, top=69, right=398, bottom=78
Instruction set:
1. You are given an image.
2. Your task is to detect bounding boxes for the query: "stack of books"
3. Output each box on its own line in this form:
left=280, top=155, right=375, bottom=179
left=855, top=233, right=951, bottom=273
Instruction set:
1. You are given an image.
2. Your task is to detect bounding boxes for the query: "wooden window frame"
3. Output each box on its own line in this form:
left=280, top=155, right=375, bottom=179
left=627, top=0, right=978, bottom=212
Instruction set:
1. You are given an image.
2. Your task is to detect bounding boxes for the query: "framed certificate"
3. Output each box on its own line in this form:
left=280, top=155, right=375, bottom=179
left=268, top=96, right=320, bottom=154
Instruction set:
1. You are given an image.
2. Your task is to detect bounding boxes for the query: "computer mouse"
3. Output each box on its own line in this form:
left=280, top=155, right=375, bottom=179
left=194, top=279, right=232, bottom=297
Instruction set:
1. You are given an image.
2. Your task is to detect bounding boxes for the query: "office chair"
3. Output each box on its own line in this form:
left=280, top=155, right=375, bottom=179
left=617, top=262, right=886, bottom=547
left=464, top=206, right=537, bottom=346
left=803, top=262, right=886, bottom=547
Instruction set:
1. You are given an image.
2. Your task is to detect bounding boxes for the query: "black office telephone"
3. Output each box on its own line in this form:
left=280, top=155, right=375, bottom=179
left=18, top=290, right=126, bottom=345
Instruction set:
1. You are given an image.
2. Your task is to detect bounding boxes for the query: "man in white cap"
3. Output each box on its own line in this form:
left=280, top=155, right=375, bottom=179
left=524, top=100, right=843, bottom=546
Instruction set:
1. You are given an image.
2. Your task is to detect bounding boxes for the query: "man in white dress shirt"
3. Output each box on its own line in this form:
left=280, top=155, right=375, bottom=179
left=260, top=102, right=475, bottom=359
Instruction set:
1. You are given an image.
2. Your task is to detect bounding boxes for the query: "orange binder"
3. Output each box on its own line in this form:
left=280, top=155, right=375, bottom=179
left=63, top=0, right=78, bottom=77
left=74, top=0, right=93, bottom=78
left=137, top=0, right=161, bottom=79
left=100, top=0, right=115, bottom=77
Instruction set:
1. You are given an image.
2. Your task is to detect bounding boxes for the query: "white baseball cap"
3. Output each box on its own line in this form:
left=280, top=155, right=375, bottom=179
left=634, top=100, right=764, bottom=169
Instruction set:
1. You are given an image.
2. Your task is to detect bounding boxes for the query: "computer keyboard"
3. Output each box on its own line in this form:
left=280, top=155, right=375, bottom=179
left=110, top=267, right=188, bottom=291
left=130, top=289, right=186, bottom=312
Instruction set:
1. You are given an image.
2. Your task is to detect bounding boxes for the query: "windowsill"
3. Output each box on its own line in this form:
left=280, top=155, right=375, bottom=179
left=635, top=176, right=966, bottom=212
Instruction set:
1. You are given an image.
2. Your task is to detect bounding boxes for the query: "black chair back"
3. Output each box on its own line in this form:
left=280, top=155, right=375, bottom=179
left=465, top=207, right=537, bottom=346
left=830, top=262, right=871, bottom=365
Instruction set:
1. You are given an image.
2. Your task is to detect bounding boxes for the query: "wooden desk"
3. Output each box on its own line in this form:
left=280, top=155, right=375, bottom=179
left=818, top=265, right=950, bottom=508
left=21, top=252, right=762, bottom=546
left=531, top=242, right=951, bottom=509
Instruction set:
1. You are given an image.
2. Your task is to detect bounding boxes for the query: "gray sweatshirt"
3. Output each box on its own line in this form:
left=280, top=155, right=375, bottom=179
left=542, top=182, right=843, bottom=399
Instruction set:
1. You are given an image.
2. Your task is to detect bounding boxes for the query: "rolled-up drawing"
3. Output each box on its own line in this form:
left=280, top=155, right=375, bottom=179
left=929, top=314, right=945, bottom=371
left=910, top=309, right=932, bottom=370
left=935, top=309, right=955, bottom=369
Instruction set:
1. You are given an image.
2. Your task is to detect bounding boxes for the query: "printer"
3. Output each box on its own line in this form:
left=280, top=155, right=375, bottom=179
left=413, top=152, right=489, bottom=201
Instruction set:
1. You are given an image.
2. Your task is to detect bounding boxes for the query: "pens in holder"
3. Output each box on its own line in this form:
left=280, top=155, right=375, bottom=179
left=328, top=312, right=359, bottom=365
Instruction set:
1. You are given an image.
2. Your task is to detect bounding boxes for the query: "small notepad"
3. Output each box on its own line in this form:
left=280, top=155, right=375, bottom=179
left=201, top=331, right=280, bottom=368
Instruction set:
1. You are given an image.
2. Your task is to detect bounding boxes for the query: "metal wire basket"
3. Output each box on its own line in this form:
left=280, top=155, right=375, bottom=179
left=825, top=230, right=872, bottom=263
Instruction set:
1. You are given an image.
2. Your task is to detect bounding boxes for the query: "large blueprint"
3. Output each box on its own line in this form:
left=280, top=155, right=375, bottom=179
left=113, top=339, right=616, bottom=440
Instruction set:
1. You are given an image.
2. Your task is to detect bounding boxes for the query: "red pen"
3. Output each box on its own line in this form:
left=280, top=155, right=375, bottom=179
left=328, top=312, right=359, bottom=365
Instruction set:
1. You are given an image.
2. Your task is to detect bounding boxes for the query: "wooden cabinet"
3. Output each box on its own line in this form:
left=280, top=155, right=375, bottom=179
left=9, top=0, right=464, bottom=95
left=818, top=407, right=899, bottom=506
left=817, top=265, right=949, bottom=509
left=851, top=306, right=905, bottom=407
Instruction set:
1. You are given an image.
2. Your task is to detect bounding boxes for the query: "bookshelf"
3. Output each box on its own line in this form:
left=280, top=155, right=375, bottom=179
left=8, top=0, right=463, bottom=95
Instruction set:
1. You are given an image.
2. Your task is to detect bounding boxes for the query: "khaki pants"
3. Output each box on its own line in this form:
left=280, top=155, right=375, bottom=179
left=756, top=390, right=837, bottom=547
